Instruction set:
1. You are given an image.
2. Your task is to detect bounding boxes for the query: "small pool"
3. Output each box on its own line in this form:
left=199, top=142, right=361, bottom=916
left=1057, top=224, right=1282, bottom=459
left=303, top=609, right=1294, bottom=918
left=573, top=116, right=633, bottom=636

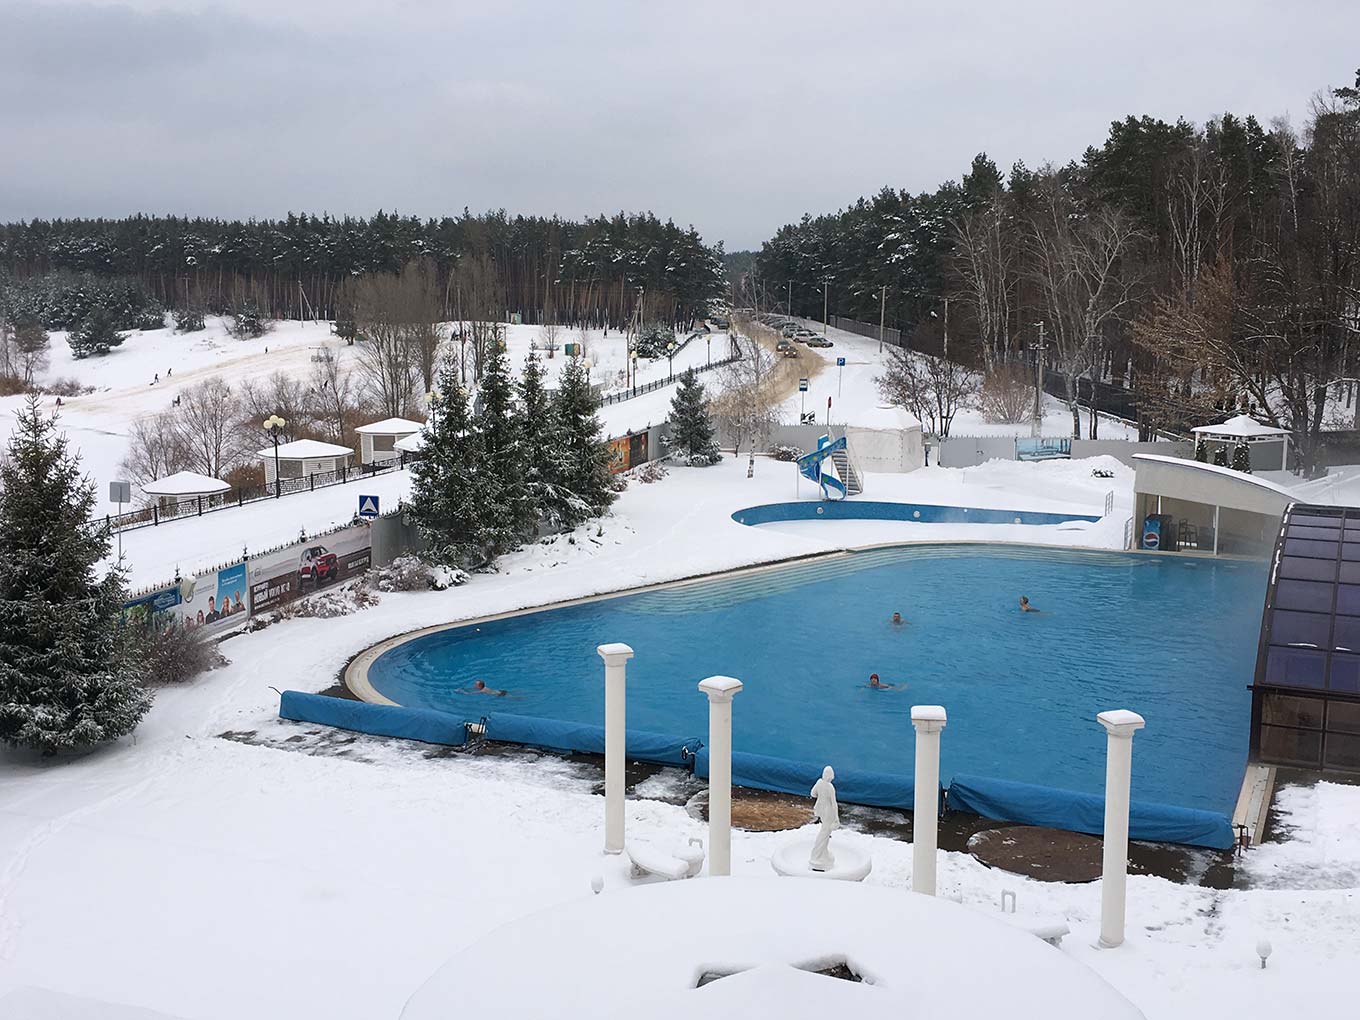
left=732, top=500, right=1102, bottom=527
left=366, top=545, right=1267, bottom=821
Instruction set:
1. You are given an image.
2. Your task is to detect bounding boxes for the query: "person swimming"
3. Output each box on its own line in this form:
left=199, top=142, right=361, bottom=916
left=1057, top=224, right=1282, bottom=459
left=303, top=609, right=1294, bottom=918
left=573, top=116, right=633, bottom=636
left=891, top=612, right=907, bottom=625
left=461, top=679, right=508, bottom=696
left=1019, top=596, right=1040, bottom=613
left=867, top=673, right=897, bottom=690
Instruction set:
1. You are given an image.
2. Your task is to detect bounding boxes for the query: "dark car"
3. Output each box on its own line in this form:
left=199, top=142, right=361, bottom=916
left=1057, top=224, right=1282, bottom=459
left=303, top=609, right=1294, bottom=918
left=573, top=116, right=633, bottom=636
left=299, top=545, right=339, bottom=586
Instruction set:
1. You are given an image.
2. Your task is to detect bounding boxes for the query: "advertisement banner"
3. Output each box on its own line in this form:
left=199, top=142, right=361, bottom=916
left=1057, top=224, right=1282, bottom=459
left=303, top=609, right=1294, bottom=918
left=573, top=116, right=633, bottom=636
left=248, top=524, right=372, bottom=614
left=176, top=561, right=250, bottom=636
left=122, top=585, right=182, bottom=627
left=608, top=435, right=632, bottom=474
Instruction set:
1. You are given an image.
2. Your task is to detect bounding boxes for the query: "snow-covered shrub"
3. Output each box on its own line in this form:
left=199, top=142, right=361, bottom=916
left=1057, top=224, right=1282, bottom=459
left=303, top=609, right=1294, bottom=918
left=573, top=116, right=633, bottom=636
left=769, top=445, right=803, bottom=462
left=228, top=301, right=272, bottom=340
left=68, top=308, right=127, bottom=358
left=1232, top=442, right=1252, bottom=474
left=45, top=376, right=95, bottom=397
left=980, top=365, right=1032, bottom=424
left=635, top=460, right=668, bottom=483
left=173, top=306, right=206, bottom=332
left=132, top=304, right=167, bottom=331
left=139, top=620, right=227, bottom=685
left=278, top=583, right=379, bottom=620
left=634, top=322, right=674, bottom=358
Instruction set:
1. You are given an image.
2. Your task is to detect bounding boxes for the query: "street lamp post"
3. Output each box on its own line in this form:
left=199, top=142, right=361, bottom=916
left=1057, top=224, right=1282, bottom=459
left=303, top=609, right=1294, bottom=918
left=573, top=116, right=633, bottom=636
left=631, top=352, right=639, bottom=396
left=706, top=334, right=711, bottom=366
left=822, top=280, right=829, bottom=338
left=667, top=341, right=676, bottom=381
left=263, top=414, right=287, bottom=497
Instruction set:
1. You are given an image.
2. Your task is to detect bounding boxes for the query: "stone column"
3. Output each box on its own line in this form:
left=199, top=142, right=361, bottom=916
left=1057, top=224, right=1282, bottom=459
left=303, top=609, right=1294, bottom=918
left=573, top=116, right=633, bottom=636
left=698, top=676, right=744, bottom=876
left=1097, top=709, right=1146, bottom=948
left=910, top=705, right=947, bottom=896
left=596, top=643, right=634, bottom=855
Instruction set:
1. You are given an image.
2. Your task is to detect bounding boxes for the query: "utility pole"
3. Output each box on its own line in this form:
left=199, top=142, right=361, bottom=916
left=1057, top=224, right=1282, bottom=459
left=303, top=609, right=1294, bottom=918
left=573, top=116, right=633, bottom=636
left=943, top=297, right=950, bottom=360
left=879, top=285, right=886, bottom=354
left=788, top=279, right=793, bottom=317
left=1031, top=320, right=1048, bottom=438
left=822, top=281, right=829, bottom=338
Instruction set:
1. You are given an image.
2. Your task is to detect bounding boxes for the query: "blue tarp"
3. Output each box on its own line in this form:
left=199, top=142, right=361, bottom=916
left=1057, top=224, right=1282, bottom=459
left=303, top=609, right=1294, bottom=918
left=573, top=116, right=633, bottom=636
left=482, top=712, right=700, bottom=767
left=947, top=774, right=1235, bottom=850
left=695, top=748, right=929, bottom=812
left=279, top=691, right=468, bottom=746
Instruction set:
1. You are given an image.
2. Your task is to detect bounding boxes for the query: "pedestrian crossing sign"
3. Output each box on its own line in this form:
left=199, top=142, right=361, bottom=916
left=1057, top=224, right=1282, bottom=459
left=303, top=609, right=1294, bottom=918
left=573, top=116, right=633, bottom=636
left=359, top=495, right=380, bottom=519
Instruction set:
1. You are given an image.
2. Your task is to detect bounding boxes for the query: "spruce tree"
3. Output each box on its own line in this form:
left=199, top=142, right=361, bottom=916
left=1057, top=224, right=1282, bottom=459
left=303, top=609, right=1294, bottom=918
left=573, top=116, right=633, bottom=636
left=1212, top=444, right=1229, bottom=467
left=519, top=352, right=581, bottom=529
left=1193, top=437, right=1208, bottom=463
left=1232, top=442, right=1252, bottom=473
left=67, top=307, right=127, bottom=359
left=408, top=362, right=492, bottom=566
left=475, top=340, right=534, bottom=549
left=553, top=355, right=616, bottom=524
left=0, top=398, right=150, bottom=754
left=666, top=369, right=722, bottom=465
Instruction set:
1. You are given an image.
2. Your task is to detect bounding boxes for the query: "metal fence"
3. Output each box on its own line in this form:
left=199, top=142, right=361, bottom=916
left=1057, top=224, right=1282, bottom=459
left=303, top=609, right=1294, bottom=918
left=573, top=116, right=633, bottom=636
left=103, top=456, right=406, bottom=535
left=600, top=344, right=741, bottom=406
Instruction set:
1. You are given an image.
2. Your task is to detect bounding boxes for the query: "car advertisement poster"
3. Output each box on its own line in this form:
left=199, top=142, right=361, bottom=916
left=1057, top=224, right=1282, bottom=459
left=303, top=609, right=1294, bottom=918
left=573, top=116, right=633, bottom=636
left=176, top=561, right=250, bottom=636
left=247, top=524, right=372, bottom=614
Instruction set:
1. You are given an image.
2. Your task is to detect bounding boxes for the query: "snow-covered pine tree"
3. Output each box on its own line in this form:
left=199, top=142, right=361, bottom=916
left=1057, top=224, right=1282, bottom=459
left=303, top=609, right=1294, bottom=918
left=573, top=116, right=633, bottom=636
left=666, top=369, right=722, bottom=466
left=519, top=352, right=584, bottom=529
left=1193, top=437, right=1208, bottom=463
left=67, top=306, right=127, bottom=359
left=1232, top=442, right=1252, bottom=473
left=1212, top=444, right=1229, bottom=467
left=0, top=397, right=150, bottom=754
left=408, top=362, right=492, bottom=566
left=173, top=306, right=206, bottom=332
left=475, top=339, right=534, bottom=550
left=553, top=355, right=616, bottom=525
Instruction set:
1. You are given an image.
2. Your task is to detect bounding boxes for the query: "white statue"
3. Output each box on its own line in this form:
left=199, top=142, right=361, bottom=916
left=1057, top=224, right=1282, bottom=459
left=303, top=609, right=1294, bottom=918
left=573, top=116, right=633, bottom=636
left=809, top=765, right=840, bottom=871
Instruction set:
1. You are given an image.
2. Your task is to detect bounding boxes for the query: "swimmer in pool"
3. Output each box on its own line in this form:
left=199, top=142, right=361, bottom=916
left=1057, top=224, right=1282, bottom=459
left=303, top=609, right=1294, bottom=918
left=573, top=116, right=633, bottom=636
left=461, top=679, right=508, bottom=696
left=867, top=673, right=897, bottom=690
left=1019, top=596, right=1040, bottom=613
left=891, top=612, right=907, bottom=625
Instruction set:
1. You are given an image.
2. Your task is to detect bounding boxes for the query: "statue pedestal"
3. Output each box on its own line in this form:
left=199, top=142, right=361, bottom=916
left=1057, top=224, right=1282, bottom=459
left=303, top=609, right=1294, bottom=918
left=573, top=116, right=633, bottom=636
left=770, top=839, right=872, bottom=882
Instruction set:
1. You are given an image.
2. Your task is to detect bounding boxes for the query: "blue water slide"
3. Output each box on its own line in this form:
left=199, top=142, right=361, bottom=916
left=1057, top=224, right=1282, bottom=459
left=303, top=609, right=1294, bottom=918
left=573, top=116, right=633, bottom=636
left=796, top=434, right=847, bottom=499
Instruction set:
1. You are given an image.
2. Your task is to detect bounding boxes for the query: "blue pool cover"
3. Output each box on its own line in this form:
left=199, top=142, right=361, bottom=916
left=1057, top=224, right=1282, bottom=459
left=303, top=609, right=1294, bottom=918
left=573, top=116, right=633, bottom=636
left=731, top=500, right=1101, bottom=527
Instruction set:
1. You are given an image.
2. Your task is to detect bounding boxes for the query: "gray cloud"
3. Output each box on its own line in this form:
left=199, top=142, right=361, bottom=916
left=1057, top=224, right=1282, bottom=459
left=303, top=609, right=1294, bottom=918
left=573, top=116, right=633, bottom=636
left=1, top=0, right=1356, bottom=249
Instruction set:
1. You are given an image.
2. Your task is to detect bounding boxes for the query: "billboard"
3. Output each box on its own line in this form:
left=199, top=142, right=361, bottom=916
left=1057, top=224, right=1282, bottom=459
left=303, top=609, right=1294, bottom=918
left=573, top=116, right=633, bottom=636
left=176, top=561, right=250, bottom=636
left=122, top=585, right=182, bottom=627
left=247, top=523, right=372, bottom=614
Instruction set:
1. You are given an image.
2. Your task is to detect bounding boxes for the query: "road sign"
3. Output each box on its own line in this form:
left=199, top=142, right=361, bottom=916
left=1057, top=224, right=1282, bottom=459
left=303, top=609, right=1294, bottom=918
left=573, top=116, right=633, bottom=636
left=109, top=480, right=131, bottom=504
left=836, top=356, right=846, bottom=367
left=798, top=378, right=809, bottom=392
left=358, top=494, right=380, bottom=519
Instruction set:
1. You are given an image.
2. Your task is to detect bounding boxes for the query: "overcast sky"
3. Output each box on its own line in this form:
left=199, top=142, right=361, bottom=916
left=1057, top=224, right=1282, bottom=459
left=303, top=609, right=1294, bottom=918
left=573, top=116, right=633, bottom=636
left=2, top=1, right=1356, bottom=250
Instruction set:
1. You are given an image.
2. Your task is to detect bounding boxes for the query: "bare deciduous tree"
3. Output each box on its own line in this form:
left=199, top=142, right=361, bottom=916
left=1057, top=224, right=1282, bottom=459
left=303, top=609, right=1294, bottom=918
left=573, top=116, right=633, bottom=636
left=954, top=199, right=1018, bottom=370
left=876, top=346, right=977, bottom=438
left=121, top=413, right=191, bottom=492
left=309, top=347, right=356, bottom=446
left=173, top=377, right=243, bottom=478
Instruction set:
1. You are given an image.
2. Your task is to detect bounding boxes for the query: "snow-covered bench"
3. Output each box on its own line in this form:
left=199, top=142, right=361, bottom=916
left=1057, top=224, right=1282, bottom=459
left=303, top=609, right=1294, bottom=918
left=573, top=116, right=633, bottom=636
left=995, top=911, right=1071, bottom=946
left=627, top=838, right=704, bottom=881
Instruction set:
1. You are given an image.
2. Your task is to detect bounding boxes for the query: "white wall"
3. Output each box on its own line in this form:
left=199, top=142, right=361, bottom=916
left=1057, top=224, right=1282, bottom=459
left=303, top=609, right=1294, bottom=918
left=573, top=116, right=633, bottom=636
left=845, top=426, right=924, bottom=472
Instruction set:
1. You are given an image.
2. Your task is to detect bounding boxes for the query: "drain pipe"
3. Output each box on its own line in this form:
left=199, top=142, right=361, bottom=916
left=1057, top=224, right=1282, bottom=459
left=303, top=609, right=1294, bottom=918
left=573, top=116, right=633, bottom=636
left=1097, top=709, right=1145, bottom=948
left=698, top=675, right=744, bottom=876
left=597, top=643, right=634, bottom=855
left=911, top=705, right=947, bottom=896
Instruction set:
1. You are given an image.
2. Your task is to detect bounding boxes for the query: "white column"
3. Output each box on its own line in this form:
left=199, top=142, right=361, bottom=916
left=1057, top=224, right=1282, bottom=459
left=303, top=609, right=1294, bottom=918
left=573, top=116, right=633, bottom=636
left=698, top=675, right=744, bottom=876
left=1213, top=505, right=1220, bottom=556
left=596, top=642, right=634, bottom=855
left=1097, top=709, right=1146, bottom=949
left=911, top=706, right=947, bottom=896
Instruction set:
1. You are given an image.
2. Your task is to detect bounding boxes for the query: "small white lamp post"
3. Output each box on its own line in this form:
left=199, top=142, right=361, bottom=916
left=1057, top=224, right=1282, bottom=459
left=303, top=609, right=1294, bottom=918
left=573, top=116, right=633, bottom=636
left=263, top=414, right=287, bottom=497
left=698, top=675, right=743, bottom=876
left=1097, top=709, right=1145, bottom=949
left=911, top=705, right=947, bottom=896
left=596, top=642, right=634, bottom=855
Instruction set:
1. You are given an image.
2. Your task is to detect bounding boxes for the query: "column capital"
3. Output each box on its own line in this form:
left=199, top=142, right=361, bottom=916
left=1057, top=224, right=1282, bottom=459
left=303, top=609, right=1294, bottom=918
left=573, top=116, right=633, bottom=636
left=1097, top=709, right=1146, bottom=738
left=911, top=705, right=947, bottom=733
left=698, top=675, right=743, bottom=703
left=596, top=642, right=635, bottom=664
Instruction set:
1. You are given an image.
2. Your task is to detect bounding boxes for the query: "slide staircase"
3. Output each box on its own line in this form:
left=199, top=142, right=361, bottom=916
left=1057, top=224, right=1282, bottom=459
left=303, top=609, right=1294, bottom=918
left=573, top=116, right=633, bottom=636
left=796, top=434, right=863, bottom=499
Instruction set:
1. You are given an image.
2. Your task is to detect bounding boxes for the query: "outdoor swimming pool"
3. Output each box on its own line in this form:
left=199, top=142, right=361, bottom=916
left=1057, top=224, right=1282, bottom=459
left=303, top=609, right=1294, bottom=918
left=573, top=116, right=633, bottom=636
left=365, top=545, right=1267, bottom=822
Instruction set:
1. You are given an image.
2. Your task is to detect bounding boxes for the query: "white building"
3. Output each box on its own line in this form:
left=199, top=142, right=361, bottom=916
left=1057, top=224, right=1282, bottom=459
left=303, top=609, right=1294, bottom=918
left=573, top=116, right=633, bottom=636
left=257, top=439, right=355, bottom=485
left=355, top=417, right=425, bottom=466
left=1132, top=453, right=1295, bottom=555
left=141, top=471, right=231, bottom=512
left=1191, top=414, right=1290, bottom=472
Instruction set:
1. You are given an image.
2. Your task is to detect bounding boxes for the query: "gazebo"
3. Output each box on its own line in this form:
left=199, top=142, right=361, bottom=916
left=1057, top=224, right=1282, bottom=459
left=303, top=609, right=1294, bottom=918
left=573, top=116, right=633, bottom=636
left=394, top=428, right=427, bottom=457
left=355, top=417, right=424, bottom=466
left=1191, top=414, right=1290, bottom=472
left=141, top=471, right=231, bottom=512
left=256, top=439, right=355, bottom=486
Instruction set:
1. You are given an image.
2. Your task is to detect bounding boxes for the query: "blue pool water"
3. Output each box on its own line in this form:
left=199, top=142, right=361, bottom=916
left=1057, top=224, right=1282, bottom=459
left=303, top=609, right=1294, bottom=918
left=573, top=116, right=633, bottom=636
left=367, top=545, right=1268, bottom=815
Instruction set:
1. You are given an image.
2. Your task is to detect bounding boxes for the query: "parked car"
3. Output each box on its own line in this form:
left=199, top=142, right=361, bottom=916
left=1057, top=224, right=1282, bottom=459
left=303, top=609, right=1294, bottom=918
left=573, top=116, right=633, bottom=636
left=806, top=336, right=834, bottom=348
left=299, top=545, right=339, bottom=587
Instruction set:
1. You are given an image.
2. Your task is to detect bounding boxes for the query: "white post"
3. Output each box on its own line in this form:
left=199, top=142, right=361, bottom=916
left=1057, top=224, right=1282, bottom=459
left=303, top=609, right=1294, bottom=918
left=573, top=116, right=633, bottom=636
left=911, top=705, right=947, bottom=896
left=1213, top=505, right=1220, bottom=556
left=1097, top=709, right=1146, bottom=949
left=698, top=675, right=743, bottom=876
left=596, top=643, right=634, bottom=855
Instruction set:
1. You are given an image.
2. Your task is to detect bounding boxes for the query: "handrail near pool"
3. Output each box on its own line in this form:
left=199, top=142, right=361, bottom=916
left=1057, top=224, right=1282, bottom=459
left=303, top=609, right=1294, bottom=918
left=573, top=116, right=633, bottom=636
left=732, top=500, right=1101, bottom=528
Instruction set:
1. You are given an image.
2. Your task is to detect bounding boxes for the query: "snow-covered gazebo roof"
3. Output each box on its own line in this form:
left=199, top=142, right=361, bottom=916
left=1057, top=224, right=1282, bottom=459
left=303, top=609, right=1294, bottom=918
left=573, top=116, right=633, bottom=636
left=394, top=429, right=427, bottom=454
left=254, top=439, right=355, bottom=460
left=1191, top=414, right=1290, bottom=441
left=355, top=417, right=425, bottom=436
left=141, top=471, right=231, bottom=498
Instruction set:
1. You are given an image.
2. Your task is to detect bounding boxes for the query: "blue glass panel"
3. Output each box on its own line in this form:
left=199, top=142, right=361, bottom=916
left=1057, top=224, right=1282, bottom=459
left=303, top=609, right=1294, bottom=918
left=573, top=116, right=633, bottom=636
left=1285, top=538, right=1340, bottom=558
left=1343, top=543, right=1360, bottom=561
left=1332, top=616, right=1360, bottom=653
left=1268, top=610, right=1331, bottom=648
left=1338, top=585, right=1360, bottom=616
left=1339, top=561, right=1360, bottom=584
left=1329, top=653, right=1360, bottom=693
left=1282, top=556, right=1339, bottom=581
left=1289, top=524, right=1342, bottom=541
left=1275, top=579, right=1335, bottom=613
left=1264, top=646, right=1328, bottom=688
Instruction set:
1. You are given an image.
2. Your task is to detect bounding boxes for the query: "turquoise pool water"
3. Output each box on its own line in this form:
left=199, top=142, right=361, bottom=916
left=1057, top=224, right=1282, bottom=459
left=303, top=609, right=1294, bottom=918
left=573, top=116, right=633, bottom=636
left=367, top=545, right=1268, bottom=814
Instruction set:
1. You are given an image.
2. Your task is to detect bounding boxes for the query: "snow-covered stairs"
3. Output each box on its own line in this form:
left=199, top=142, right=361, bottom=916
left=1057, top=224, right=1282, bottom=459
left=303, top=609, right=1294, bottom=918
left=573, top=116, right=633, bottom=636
left=830, top=446, right=863, bottom=495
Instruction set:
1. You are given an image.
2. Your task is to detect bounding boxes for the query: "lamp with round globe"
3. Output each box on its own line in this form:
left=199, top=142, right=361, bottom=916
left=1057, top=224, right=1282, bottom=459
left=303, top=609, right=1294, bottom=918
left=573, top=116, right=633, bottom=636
left=263, top=414, right=288, bottom=497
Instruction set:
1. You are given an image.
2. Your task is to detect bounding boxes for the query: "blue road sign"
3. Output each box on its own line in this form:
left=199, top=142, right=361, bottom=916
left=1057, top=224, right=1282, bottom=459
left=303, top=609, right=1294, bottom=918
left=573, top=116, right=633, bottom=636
left=836, top=356, right=846, bottom=367
left=798, top=378, right=809, bottom=392
left=358, top=494, right=381, bottom=519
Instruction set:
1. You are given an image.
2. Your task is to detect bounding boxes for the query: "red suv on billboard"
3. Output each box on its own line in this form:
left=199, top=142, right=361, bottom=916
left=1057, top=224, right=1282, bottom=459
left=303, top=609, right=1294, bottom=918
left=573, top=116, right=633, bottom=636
left=299, top=545, right=339, bottom=587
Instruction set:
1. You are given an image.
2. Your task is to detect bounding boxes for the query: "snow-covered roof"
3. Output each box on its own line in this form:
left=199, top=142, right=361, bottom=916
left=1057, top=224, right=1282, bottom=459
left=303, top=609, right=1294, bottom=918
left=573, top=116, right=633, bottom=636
left=1131, top=453, right=1297, bottom=497
left=355, top=417, right=425, bottom=435
left=394, top=429, right=427, bottom=454
left=1190, top=414, right=1290, bottom=439
left=140, top=471, right=231, bottom=497
left=845, top=403, right=921, bottom=431
left=255, top=439, right=355, bottom=460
